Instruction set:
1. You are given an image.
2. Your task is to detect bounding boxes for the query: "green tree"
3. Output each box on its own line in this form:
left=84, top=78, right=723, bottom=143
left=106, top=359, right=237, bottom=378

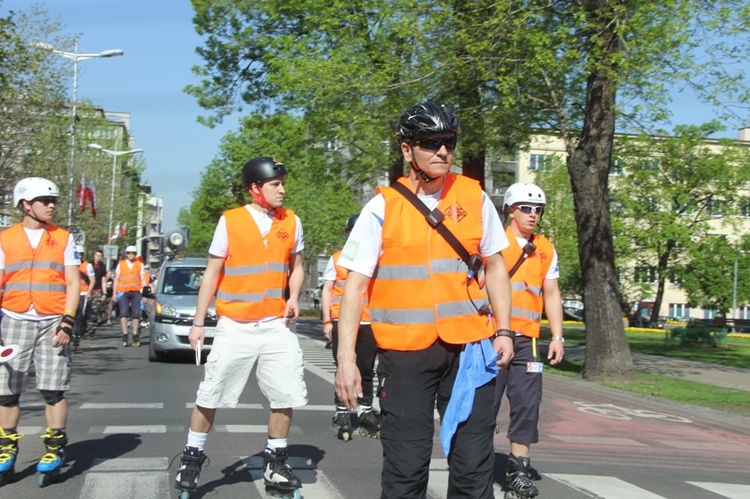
left=612, top=122, right=750, bottom=325
left=186, top=0, right=750, bottom=380
left=178, top=112, right=361, bottom=266
left=682, top=235, right=750, bottom=314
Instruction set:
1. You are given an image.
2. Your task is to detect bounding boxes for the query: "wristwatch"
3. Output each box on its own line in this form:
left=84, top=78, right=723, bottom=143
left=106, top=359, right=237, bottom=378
left=493, top=329, right=515, bottom=341
left=551, top=336, right=565, bottom=344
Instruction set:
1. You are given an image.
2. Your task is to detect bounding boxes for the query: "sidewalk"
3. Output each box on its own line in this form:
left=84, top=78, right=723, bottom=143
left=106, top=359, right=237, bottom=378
left=562, top=343, right=750, bottom=393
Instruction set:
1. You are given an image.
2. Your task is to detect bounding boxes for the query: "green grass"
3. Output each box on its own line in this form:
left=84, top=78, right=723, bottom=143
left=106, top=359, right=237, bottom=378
left=544, top=324, right=750, bottom=417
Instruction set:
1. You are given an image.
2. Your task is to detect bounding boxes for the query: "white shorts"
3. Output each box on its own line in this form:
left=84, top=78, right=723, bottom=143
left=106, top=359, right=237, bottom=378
left=195, top=317, right=308, bottom=409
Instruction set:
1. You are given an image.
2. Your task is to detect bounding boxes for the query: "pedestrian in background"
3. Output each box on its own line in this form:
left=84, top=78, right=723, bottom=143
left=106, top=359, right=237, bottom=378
left=494, top=182, right=564, bottom=499
left=321, top=215, right=380, bottom=441
left=334, top=102, right=514, bottom=498
left=112, top=245, right=147, bottom=347
left=72, top=245, right=94, bottom=352
left=0, top=177, right=80, bottom=485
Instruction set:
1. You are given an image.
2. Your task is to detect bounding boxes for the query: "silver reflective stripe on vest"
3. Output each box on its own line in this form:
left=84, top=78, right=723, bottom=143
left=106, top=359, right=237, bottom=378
left=437, top=298, right=488, bottom=319
left=216, top=290, right=264, bottom=302
left=334, top=280, right=346, bottom=287
left=4, top=282, right=67, bottom=293
left=332, top=296, right=341, bottom=303
left=223, top=264, right=266, bottom=277
left=511, top=306, right=542, bottom=321
left=266, top=288, right=284, bottom=299
left=511, top=281, right=542, bottom=296
left=370, top=308, right=435, bottom=325
left=430, top=258, right=468, bottom=274
left=374, top=264, right=429, bottom=280
left=4, top=259, right=65, bottom=273
left=268, top=262, right=289, bottom=272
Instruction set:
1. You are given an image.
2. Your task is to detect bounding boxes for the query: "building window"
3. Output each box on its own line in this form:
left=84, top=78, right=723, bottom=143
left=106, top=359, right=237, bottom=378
left=324, top=139, right=338, bottom=151
left=668, top=303, right=689, bottom=318
left=634, top=265, right=656, bottom=284
left=641, top=196, right=659, bottom=213
left=706, top=199, right=726, bottom=218
left=740, top=198, right=750, bottom=218
left=529, top=154, right=548, bottom=171
left=739, top=306, right=750, bottom=320
left=609, top=158, right=622, bottom=176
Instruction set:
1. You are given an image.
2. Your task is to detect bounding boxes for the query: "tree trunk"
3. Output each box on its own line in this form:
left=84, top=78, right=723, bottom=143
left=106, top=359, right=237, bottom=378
left=568, top=69, right=635, bottom=382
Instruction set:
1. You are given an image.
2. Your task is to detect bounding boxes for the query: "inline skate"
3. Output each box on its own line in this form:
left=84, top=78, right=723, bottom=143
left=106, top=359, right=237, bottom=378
left=36, top=428, right=67, bottom=487
left=332, top=409, right=352, bottom=442
left=357, top=409, right=381, bottom=439
left=0, top=428, right=23, bottom=486
left=262, top=446, right=302, bottom=498
left=132, top=333, right=141, bottom=348
left=174, top=446, right=209, bottom=499
left=505, top=454, right=539, bottom=498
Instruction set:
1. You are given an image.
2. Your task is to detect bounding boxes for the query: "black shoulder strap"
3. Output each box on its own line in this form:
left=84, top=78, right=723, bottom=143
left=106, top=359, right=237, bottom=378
left=507, top=234, right=536, bottom=278
left=391, top=182, right=481, bottom=275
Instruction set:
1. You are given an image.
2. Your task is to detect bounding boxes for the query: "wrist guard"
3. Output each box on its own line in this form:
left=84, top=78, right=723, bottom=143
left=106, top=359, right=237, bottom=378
left=56, top=314, right=75, bottom=337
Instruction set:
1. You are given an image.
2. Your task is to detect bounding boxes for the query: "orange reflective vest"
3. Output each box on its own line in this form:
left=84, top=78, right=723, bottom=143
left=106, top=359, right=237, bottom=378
left=0, top=223, right=69, bottom=315
left=503, top=228, right=554, bottom=338
left=368, top=174, right=492, bottom=351
left=117, top=259, right=143, bottom=292
left=79, top=261, right=91, bottom=293
left=215, top=206, right=296, bottom=321
left=330, top=250, right=370, bottom=322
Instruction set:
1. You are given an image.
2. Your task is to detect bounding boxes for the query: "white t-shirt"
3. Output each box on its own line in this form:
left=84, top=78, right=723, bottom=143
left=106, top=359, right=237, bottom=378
left=81, top=262, right=95, bottom=296
left=513, top=236, right=560, bottom=280
left=208, top=205, right=305, bottom=257
left=0, top=227, right=80, bottom=320
left=338, top=189, right=508, bottom=277
left=323, top=256, right=336, bottom=282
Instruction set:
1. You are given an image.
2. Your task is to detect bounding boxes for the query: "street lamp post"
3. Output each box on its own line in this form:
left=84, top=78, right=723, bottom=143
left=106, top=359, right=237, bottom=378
left=88, top=144, right=143, bottom=239
left=31, top=37, right=123, bottom=226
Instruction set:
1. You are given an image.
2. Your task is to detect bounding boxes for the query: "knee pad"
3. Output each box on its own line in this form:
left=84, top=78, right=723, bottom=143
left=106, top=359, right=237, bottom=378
left=39, top=390, right=66, bottom=405
left=0, top=394, right=20, bottom=407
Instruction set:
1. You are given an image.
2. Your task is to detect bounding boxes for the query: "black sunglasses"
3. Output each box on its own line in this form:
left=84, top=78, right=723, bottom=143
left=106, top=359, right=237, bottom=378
left=414, top=136, right=458, bottom=151
left=126, top=251, right=136, bottom=254
left=516, top=205, right=544, bottom=214
left=33, top=197, right=58, bottom=206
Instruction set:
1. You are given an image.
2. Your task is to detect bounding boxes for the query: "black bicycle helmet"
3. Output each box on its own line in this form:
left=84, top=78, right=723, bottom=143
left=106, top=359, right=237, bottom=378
left=395, top=101, right=460, bottom=143
left=345, top=215, right=359, bottom=232
left=242, top=157, right=288, bottom=189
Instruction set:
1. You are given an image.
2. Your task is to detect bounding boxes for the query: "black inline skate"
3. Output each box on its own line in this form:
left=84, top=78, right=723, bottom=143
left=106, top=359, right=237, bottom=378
left=132, top=333, right=141, bottom=348
left=505, top=454, right=539, bottom=498
left=357, top=409, right=381, bottom=439
left=0, top=428, right=23, bottom=486
left=174, top=446, right=208, bottom=499
left=332, top=409, right=352, bottom=442
left=36, top=428, right=67, bottom=487
left=262, top=446, right=302, bottom=499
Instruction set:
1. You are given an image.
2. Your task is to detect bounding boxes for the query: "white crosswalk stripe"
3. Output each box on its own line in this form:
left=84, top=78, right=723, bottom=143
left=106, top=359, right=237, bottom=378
left=686, top=481, right=750, bottom=499
left=547, top=474, right=667, bottom=498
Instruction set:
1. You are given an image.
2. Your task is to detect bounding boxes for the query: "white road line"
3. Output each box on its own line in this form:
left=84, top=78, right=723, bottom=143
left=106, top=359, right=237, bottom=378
left=426, top=459, right=504, bottom=499
left=184, top=402, right=264, bottom=409
left=547, top=474, right=667, bottom=498
left=80, top=471, right=170, bottom=499
left=687, top=481, right=750, bottom=499
left=17, top=426, right=42, bottom=435
left=90, top=457, right=169, bottom=471
left=80, top=403, right=164, bottom=409
left=550, top=435, right=648, bottom=446
left=102, top=425, right=167, bottom=433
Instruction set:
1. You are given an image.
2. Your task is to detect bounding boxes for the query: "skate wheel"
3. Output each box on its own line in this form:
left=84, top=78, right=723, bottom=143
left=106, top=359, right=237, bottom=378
left=341, top=431, right=351, bottom=442
left=38, top=473, right=47, bottom=487
left=179, top=491, right=190, bottom=499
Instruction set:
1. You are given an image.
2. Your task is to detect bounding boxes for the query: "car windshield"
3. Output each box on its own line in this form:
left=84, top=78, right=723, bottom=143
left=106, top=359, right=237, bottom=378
left=161, top=267, right=204, bottom=295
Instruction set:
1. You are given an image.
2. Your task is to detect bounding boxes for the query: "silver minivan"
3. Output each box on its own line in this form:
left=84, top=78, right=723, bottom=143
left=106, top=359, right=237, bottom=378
left=148, top=257, right=217, bottom=362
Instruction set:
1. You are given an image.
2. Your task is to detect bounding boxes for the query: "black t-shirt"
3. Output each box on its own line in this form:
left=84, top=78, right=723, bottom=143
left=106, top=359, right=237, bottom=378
left=92, top=261, right=108, bottom=291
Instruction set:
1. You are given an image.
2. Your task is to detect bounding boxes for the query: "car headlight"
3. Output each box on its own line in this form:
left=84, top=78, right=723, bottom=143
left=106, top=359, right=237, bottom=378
left=156, top=301, right=177, bottom=319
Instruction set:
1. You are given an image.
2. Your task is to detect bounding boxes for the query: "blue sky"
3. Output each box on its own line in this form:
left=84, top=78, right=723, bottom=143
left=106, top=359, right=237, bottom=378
left=3, top=1, right=746, bottom=231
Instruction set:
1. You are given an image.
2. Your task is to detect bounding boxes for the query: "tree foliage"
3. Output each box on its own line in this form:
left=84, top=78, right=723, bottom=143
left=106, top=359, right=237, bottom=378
left=177, top=112, right=361, bottom=268
left=186, top=0, right=750, bottom=381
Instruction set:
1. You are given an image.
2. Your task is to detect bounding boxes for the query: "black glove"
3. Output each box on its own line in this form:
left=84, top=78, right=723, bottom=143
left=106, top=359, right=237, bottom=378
left=56, top=314, right=75, bottom=337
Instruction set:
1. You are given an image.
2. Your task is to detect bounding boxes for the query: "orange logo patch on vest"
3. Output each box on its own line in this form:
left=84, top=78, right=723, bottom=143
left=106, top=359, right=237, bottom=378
left=537, top=249, right=549, bottom=263
left=444, top=202, right=467, bottom=223
left=46, top=237, right=59, bottom=248
left=276, top=228, right=290, bottom=242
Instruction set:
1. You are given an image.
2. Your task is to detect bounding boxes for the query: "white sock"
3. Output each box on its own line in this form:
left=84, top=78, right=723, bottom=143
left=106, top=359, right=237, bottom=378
left=187, top=429, right=208, bottom=451
left=266, top=438, right=287, bottom=451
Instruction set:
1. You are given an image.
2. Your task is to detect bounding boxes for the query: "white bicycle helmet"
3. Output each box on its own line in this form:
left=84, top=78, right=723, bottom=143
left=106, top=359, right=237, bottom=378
left=503, top=182, right=546, bottom=214
left=13, top=177, right=60, bottom=207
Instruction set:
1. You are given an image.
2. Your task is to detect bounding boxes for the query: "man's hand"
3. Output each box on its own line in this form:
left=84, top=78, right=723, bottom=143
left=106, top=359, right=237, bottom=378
left=52, top=314, right=75, bottom=347
left=547, top=340, right=565, bottom=365
left=334, top=358, right=363, bottom=411
left=323, top=322, right=333, bottom=341
left=492, top=336, right=515, bottom=370
left=188, top=325, right=205, bottom=351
